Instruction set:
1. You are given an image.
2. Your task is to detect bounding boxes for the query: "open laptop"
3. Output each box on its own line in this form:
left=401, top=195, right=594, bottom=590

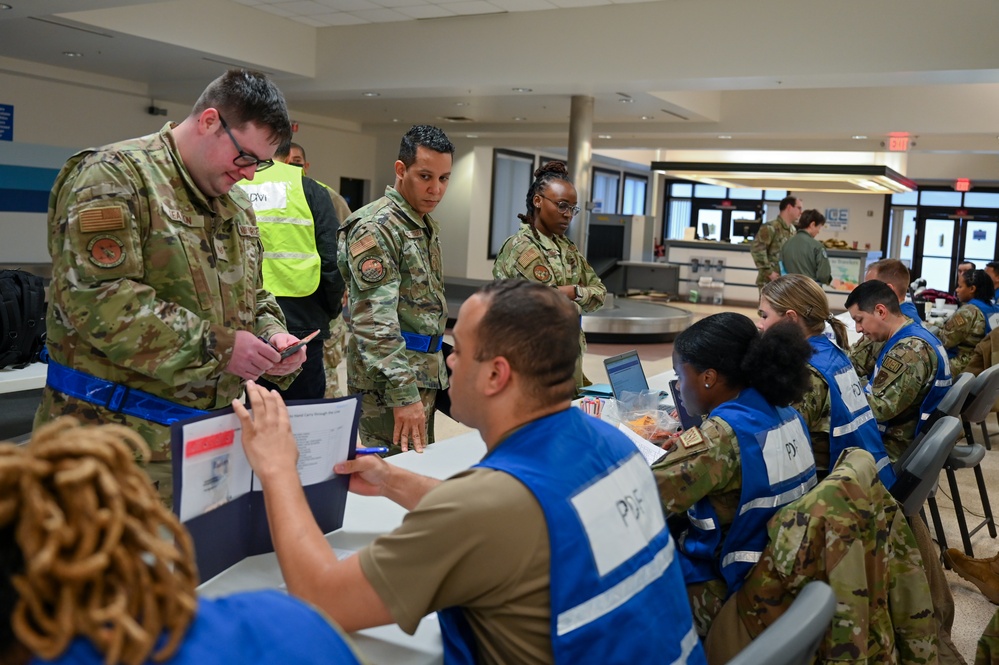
left=602, top=350, right=650, bottom=398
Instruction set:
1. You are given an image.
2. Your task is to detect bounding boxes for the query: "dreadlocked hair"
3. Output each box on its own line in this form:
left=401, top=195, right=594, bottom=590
left=0, top=417, right=198, bottom=665
left=518, top=160, right=573, bottom=239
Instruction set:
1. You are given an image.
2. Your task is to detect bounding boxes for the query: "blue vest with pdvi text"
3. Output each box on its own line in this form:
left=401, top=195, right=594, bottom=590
left=437, top=408, right=705, bottom=665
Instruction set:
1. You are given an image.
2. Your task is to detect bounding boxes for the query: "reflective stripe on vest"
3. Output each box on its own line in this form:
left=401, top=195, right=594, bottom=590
left=238, top=162, right=320, bottom=297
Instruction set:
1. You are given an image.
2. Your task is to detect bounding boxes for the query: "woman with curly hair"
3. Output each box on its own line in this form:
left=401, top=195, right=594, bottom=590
left=652, top=313, right=817, bottom=637
left=492, top=160, right=606, bottom=393
left=0, top=418, right=362, bottom=665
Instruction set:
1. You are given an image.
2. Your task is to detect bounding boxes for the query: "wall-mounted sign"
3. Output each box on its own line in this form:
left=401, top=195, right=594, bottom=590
left=824, top=207, right=849, bottom=230
left=0, top=104, right=12, bottom=142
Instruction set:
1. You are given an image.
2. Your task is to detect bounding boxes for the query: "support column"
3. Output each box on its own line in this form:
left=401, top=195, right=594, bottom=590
left=567, top=95, right=593, bottom=253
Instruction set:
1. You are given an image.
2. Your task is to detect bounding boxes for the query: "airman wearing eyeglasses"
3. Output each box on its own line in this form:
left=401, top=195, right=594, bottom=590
left=492, top=160, right=607, bottom=393
left=35, top=69, right=303, bottom=504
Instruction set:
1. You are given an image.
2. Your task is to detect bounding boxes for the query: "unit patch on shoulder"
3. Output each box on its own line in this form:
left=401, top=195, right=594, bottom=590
left=881, top=357, right=904, bottom=374
left=349, top=235, right=377, bottom=257
left=533, top=264, right=552, bottom=283
left=87, top=234, right=126, bottom=268
left=78, top=206, right=125, bottom=233
left=517, top=247, right=541, bottom=268
left=358, top=257, right=385, bottom=283
left=680, top=427, right=704, bottom=449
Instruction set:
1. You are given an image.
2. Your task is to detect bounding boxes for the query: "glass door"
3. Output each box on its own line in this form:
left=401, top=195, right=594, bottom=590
left=917, top=217, right=956, bottom=292
left=913, top=213, right=999, bottom=292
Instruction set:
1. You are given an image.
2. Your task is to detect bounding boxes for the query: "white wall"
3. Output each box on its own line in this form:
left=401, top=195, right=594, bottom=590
left=799, top=192, right=887, bottom=252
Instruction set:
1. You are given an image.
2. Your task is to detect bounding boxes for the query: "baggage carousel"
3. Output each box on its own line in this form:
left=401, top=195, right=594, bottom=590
left=445, top=279, right=693, bottom=344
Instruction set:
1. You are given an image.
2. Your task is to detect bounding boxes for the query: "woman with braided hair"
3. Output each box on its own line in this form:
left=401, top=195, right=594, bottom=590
left=0, top=418, right=362, bottom=665
left=759, top=274, right=895, bottom=487
left=492, top=160, right=606, bottom=393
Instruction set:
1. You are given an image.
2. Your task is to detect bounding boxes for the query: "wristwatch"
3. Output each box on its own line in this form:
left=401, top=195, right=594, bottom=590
left=573, top=285, right=583, bottom=302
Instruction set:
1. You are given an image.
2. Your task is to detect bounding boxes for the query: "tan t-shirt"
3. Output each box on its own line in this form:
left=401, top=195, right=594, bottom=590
left=358, top=467, right=553, bottom=665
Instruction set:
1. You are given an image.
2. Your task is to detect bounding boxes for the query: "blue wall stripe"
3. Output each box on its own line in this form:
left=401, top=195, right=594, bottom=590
left=0, top=164, right=60, bottom=191
left=0, top=189, right=48, bottom=213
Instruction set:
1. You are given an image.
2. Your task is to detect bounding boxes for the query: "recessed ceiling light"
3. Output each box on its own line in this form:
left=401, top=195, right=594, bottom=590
left=641, top=115, right=654, bottom=120
left=513, top=116, right=526, bottom=121
left=455, top=102, right=468, bottom=107
left=392, top=118, right=400, bottom=123
left=466, top=134, right=479, bottom=139
left=362, top=92, right=380, bottom=97
left=598, top=134, right=612, bottom=139
left=512, top=88, right=532, bottom=93
left=852, top=135, right=868, bottom=140
left=0, top=4, right=12, bottom=10
left=718, top=135, right=732, bottom=139
left=618, top=98, right=634, bottom=104
left=63, top=51, right=82, bottom=58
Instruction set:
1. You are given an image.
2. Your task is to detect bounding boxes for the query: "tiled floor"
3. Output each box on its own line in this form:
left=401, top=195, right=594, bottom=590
left=429, top=299, right=999, bottom=661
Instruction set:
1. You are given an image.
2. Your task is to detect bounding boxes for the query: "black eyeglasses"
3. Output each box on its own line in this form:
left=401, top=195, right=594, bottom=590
left=218, top=115, right=274, bottom=172
left=539, top=194, right=581, bottom=217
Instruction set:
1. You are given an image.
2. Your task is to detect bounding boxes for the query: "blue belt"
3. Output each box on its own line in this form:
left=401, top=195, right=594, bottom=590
left=45, top=360, right=208, bottom=426
left=401, top=331, right=444, bottom=353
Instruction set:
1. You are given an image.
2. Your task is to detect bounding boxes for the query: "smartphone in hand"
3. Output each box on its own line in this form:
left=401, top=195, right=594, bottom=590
left=275, top=329, right=320, bottom=359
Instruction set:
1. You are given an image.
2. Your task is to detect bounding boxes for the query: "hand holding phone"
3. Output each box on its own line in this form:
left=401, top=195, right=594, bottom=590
left=275, top=329, right=320, bottom=359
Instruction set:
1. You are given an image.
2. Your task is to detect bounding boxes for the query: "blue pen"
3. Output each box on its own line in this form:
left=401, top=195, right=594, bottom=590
left=355, top=447, right=389, bottom=455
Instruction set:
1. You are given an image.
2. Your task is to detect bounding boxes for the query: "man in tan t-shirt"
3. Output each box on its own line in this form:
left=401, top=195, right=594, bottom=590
left=234, top=280, right=703, bottom=665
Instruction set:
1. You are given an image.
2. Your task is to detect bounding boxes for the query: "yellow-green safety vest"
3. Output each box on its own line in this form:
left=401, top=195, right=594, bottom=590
left=238, top=161, right=319, bottom=298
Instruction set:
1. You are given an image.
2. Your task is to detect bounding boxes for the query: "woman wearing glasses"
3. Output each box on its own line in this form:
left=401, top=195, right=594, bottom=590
left=493, top=160, right=606, bottom=393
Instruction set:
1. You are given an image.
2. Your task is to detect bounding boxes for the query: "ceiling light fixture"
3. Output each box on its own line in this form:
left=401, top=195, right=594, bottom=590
left=512, top=87, right=532, bottom=93
left=651, top=161, right=916, bottom=194
left=641, top=115, right=654, bottom=120
left=513, top=116, right=526, bottom=121
left=0, top=4, right=12, bottom=10
left=618, top=98, right=634, bottom=104
left=852, top=135, right=868, bottom=140
left=62, top=51, right=82, bottom=58
left=598, top=134, right=612, bottom=139
left=362, top=91, right=380, bottom=97
left=718, top=135, right=732, bottom=139
left=455, top=101, right=468, bottom=107
left=466, top=134, right=479, bottom=139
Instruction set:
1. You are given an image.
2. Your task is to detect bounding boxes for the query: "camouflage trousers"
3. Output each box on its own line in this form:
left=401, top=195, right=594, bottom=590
left=324, top=317, right=347, bottom=399
left=976, top=607, right=999, bottom=665
left=687, top=578, right=728, bottom=637
left=704, top=593, right=753, bottom=665
left=349, top=384, right=437, bottom=456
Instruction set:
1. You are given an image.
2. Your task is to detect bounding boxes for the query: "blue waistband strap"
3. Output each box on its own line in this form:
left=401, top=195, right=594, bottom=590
left=400, top=331, right=444, bottom=353
left=45, top=360, right=209, bottom=426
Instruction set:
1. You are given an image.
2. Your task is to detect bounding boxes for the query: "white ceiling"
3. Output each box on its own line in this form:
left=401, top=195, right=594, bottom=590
left=2, top=0, right=999, bottom=181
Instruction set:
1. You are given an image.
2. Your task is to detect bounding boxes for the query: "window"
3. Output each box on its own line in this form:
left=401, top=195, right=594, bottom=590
left=592, top=168, right=620, bottom=213
left=622, top=174, right=648, bottom=215
left=488, top=150, right=534, bottom=258
left=662, top=185, right=786, bottom=243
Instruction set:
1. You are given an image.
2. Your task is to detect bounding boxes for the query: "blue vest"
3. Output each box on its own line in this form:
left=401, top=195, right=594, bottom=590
left=867, top=321, right=952, bottom=436
left=969, top=298, right=999, bottom=334
left=33, top=591, right=361, bottom=664
left=679, top=388, right=817, bottom=594
left=899, top=300, right=922, bottom=323
left=807, top=335, right=896, bottom=488
left=438, top=408, right=705, bottom=665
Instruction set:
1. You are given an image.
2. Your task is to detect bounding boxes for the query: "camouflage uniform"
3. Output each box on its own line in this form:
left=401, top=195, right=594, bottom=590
left=337, top=186, right=447, bottom=454
left=652, top=417, right=743, bottom=634
left=849, top=334, right=884, bottom=380
left=977, top=608, right=999, bottom=665
left=749, top=216, right=795, bottom=289
left=34, top=124, right=289, bottom=501
left=849, top=318, right=940, bottom=461
left=792, top=365, right=832, bottom=474
left=711, top=448, right=938, bottom=665
left=492, top=225, right=606, bottom=392
left=322, top=187, right=352, bottom=399
left=934, top=302, right=987, bottom=375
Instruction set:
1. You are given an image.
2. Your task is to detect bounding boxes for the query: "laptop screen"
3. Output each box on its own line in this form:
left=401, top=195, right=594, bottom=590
left=603, top=351, right=649, bottom=398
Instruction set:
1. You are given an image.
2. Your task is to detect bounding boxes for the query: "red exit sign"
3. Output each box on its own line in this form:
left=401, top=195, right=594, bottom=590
left=887, top=135, right=909, bottom=152
left=955, top=178, right=971, bottom=192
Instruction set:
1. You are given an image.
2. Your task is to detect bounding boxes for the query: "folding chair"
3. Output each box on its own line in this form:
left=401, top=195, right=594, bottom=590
left=933, top=364, right=999, bottom=556
left=725, top=582, right=836, bottom=665
left=890, top=416, right=963, bottom=519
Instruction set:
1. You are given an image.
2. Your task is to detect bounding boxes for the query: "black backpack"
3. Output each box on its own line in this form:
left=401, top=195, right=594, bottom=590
left=0, top=269, right=47, bottom=369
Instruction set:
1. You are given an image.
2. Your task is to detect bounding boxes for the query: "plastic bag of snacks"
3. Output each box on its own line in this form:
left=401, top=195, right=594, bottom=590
left=600, top=390, right=680, bottom=445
